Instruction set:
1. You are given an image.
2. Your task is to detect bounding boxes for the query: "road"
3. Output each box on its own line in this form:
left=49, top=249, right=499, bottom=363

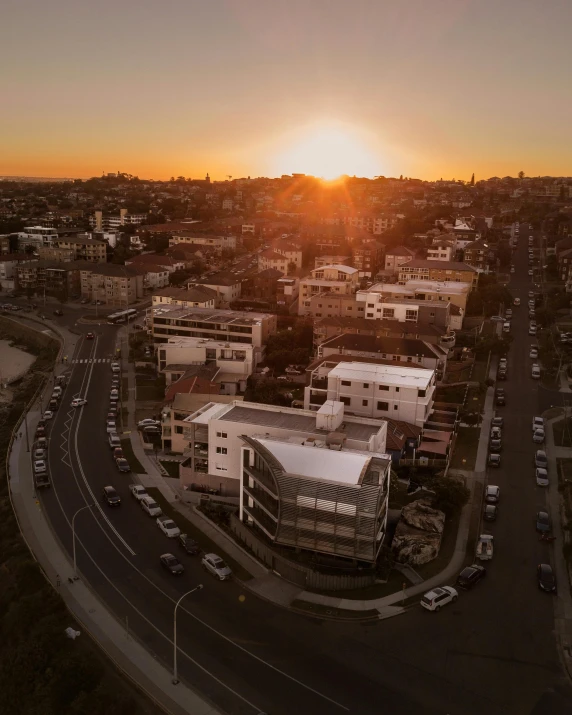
left=28, top=250, right=572, bottom=714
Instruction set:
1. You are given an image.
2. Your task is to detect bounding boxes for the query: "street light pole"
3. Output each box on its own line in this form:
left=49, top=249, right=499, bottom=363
left=72, top=504, right=93, bottom=575
left=173, top=584, right=203, bottom=684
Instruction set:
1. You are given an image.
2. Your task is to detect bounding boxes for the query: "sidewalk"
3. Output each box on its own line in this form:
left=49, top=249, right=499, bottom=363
left=544, top=414, right=572, bottom=681
left=8, top=319, right=220, bottom=715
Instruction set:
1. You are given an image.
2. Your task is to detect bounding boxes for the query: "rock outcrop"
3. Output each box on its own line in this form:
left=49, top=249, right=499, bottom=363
left=392, top=499, right=445, bottom=565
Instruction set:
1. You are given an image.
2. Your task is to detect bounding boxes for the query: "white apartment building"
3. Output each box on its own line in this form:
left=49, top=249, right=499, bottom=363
left=90, top=209, right=147, bottom=231
left=272, top=240, right=303, bottom=269
left=426, top=244, right=454, bottom=261
left=357, top=279, right=471, bottom=315
left=299, top=264, right=360, bottom=316
left=179, top=399, right=389, bottom=498
left=304, top=361, right=435, bottom=428
left=168, top=233, right=237, bottom=252
left=222, top=198, right=234, bottom=210
left=20, top=226, right=58, bottom=250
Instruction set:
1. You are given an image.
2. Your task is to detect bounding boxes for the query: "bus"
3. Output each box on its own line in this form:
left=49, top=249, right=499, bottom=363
left=107, top=308, right=137, bottom=324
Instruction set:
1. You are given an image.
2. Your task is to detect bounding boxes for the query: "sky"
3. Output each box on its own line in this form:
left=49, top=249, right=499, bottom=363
left=2, top=0, right=572, bottom=181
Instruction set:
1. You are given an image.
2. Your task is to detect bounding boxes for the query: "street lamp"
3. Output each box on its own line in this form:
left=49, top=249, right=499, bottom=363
left=72, top=504, right=93, bottom=575
left=172, top=584, right=203, bottom=684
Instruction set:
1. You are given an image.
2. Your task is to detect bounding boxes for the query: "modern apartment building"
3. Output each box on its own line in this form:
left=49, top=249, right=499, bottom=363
left=398, top=260, right=478, bottom=288
left=148, top=305, right=277, bottom=351
left=357, top=279, right=471, bottom=315
left=304, top=361, right=436, bottom=427
left=168, top=233, right=237, bottom=253
left=426, top=244, right=454, bottom=261
left=80, top=264, right=145, bottom=306
left=19, top=226, right=58, bottom=251
left=298, top=264, right=360, bottom=316
left=275, top=277, right=300, bottom=312
left=90, top=209, right=147, bottom=231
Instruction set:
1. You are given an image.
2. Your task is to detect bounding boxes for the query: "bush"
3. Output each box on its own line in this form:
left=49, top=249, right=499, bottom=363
left=431, top=477, right=470, bottom=518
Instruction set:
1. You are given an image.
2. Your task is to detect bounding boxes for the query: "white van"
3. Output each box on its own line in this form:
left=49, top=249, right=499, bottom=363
left=502, top=322, right=511, bottom=333
left=140, top=496, right=162, bottom=517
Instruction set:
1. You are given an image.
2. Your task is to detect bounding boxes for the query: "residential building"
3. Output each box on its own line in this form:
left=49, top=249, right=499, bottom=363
left=304, top=361, right=435, bottom=428
left=127, top=254, right=186, bottom=273
left=19, top=226, right=58, bottom=251
left=168, top=233, right=237, bottom=253
left=398, top=260, right=478, bottom=288
left=241, top=268, right=283, bottom=305
left=384, top=246, right=415, bottom=273
left=0, top=254, right=35, bottom=291
left=463, top=239, right=492, bottom=272
left=152, top=285, right=218, bottom=309
left=148, top=305, right=277, bottom=350
left=80, top=264, right=145, bottom=306
left=275, top=277, right=299, bottom=312
left=451, top=219, right=479, bottom=248
left=257, top=250, right=291, bottom=275
left=358, top=279, right=471, bottom=315
left=314, top=255, right=351, bottom=269
left=16, top=261, right=82, bottom=297
left=90, top=209, right=147, bottom=231
left=317, top=333, right=448, bottom=373
left=54, top=234, right=107, bottom=263
left=298, top=264, right=360, bottom=316
left=271, top=239, right=303, bottom=269
left=426, top=244, right=454, bottom=262
left=37, top=247, right=75, bottom=262
left=352, top=239, right=384, bottom=276
left=188, top=272, right=242, bottom=304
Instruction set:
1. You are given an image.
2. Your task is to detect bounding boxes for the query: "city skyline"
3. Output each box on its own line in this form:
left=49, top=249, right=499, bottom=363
left=2, top=0, right=572, bottom=181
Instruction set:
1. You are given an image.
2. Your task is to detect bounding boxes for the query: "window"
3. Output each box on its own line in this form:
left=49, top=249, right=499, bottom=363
left=341, top=380, right=351, bottom=387
left=175, top=426, right=183, bottom=434
left=215, top=464, right=228, bottom=471
left=395, top=387, right=400, bottom=392
left=407, top=357, right=413, bottom=362
left=363, top=383, right=369, bottom=388
left=377, top=401, right=389, bottom=411
left=216, top=446, right=228, bottom=455
left=340, top=396, right=351, bottom=406
left=367, top=313, right=374, bottom=318
left=379, top=385, right=389, bottom=391
left=394, top=405, right=398, bottom=410
left=368, top=303, right=375, bottom=308
left=216, top=432, right=227, bottom=439
left=362, top=399, right=369, bottom=407
left=382, top=308, right=395, bottom=319
left=405, top=309, right=418, bottom=321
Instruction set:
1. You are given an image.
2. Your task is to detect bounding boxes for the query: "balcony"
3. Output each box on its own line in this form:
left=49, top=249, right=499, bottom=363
left=194, top=442, right=208, bottom=456
left=310, top=378, right=328, bottom=390
left=243, top=483, right=279, bottom=518
left=308, top=391, right=328, bottom=406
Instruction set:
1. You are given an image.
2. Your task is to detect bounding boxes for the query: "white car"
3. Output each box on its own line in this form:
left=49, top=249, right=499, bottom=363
left=533, top=428, right=545, bottom=443
left=111, top=362, right=120, bottom=373
left=137, top=418, right=160, bottom=428
left=33, top=448, right=46, bottom=460
left=129, top=484, right=148, bottom=501
left=510, top=267, right=515, bottom=273
left=201, top=553, right=232, bottom=581
left=529, top=326, right=537, bottom=336
left=529, top=347, right=538, bottom=359
left=528, top=269, right=534, bottom=276
left=532, top=416, right=545, bottom=432
left=420, top=586, right=458, bottom=612
left=71, top=398, right=87, bottom=407
left=106, top=421, right=117, bottom=433
left=33, top=460, right=47, bottom=474
left=156, top=515, right=181, bottom=538
left=536, top=468, right=549, bottom=487
left=43, top=410, right=54, bottom=420
left=531, top=364, right=540, bottom=379
left=485, top=485, right=500, bottom=504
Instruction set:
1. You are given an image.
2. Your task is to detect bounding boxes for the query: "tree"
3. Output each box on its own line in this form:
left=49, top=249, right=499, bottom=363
left=24, top=244, right=35, bottom=255
left=518, top=171, right=525, bottom=180
left=287, top=261, right=297, bottom=276
left=431, top=477, right=470, bottom=518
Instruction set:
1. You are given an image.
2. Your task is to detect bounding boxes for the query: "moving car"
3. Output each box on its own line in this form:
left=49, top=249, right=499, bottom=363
left=129, top=484, right=149, bottom=501
left=485, top=485, right=500, bottom=504
left=513, top=297, right=521, bottom=306
left=53, top=309, right=64, bottom=316
left=102, top=486, right=121, bottom=506
left=160, top=553, right=185, bottom=575
left=536, top=468, right=549, bottom=487
left=157, top=516, right=181, bottom=538
left=115, top=457, right=131, bottom=473
left=536, top=511, right=551, bottom=533
left=71, top=397, right=87, bottom=407
left=537, top=563, right=556, bottom=593
left=456, top=564, right=486, bottom=590
left=86, top=332, right=95, bottom=339
left=535, top=450, right=548, bottom=469
left=483, top=504, right=498, bottom=522
left=179, top=533, right=201, bottom=555
left=420, top=586, right=458, bottom=612
left=201, top=553, right=232, bottom=581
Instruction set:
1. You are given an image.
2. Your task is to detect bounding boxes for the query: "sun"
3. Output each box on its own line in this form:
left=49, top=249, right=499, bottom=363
left=272, top=124, right=381, bottom=180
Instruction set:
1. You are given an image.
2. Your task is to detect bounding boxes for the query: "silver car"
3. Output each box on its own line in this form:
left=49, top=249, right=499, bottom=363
left=201, top=553, right=232, bottom=581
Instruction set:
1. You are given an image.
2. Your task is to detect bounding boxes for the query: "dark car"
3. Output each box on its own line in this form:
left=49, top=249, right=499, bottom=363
left=457, top=564, right=486, bottom=590
left=116, top=458, right=131, bottom=473
left=497, top=369, right=507, bottom=381
left=160, top=553, right=185, bottom=575
left=179, top=533, right=201, bottom=555
left=536, top=511, right=551, bottom=533
left=483, top=504, right=498, bottom=522
left=53, top=309, right=64, bottom=316
left=102, top=485, right=121, bottom=506
left=489, top=438, right=502, bottom=452
left=491, top=416, right=504, bottom=428
left=495, top=389, right=506, bottom=406
left=537, top=563, right=556, bottom=593
left=488, top=453, right=501, bottom=468
left=86, top=332, right=95, bottom=340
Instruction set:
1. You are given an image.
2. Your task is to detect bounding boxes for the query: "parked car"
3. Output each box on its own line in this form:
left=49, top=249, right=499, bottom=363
left=53, top=309, right=64, bottom=316
left=106, top=421, right=117, bottom=434
left=160, top=553, right=185, bottom=575
left=201, top=553, right=232, bottom=580
left=483, top=504, right=498, bottom=522
left=476, top=534, right=494, bottom=561
left=491, top=416, right=504, bottom=428
left=456, top=564, right=486, bottom=590
left=488, top=453, right=501, bottom=468
left=495, top=389, right=506, bottom=406
left=529, top=325, right=537, bottom=335
left=537, top=563, right=556, bottom=593
left=490, top=426, right=502, bottom=440
left=179, top=533, right=201, bottom=555
left=533, top=428, right=545, bottom=444
left=529, top=346, right=538, bottom=359
left=536, top=468, right=549, bottom=487
left=102, top=486, right=121, bottom=506
left=532, top=416, right=545, bottom=432
left=43, top=410, right=54, bottom=420
left=130, top=484, right=148, bottom=501
left=108, top=433, right=121, bottom=449
left=536, top=511, right=551, bottom=533
left=535, top=450, right=548, bottom=469
left=138, top=418, right=160, bottom=428
left=33, top=448, right=46, bottom=460
left=33, top=460, right=47, bottom=474
left=420, top=586, right=458, bottom=612
left=111, top=362, right=120, bottom=373
left=485, top=485, right=500, bottom=504
left=157, top=515, right=181, bottom=538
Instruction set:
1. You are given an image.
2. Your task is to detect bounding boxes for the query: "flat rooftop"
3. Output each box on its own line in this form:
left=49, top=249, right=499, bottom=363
left=364, top=280, right=471, bottom=296
left=329, top=361, right=434, bottom=388
left=150, top=305, right=271, bottom=325
left=214, top=403, right=383, bottom=442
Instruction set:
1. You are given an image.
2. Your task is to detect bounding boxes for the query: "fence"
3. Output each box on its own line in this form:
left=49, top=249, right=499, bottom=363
left=229, top=514, right=375, bottom=591
left=398, top=458, right=448, bottom=468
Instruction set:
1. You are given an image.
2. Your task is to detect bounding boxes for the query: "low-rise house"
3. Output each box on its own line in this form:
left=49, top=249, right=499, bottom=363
left=152, top=285, right=218, bottom=309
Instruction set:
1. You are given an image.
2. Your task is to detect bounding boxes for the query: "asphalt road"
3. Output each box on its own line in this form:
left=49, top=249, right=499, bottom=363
left=32, top=249, right=572, bottom=715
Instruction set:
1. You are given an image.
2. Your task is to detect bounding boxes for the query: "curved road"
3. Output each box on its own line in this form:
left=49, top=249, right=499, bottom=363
left=25, top=254, right=572, bottom=715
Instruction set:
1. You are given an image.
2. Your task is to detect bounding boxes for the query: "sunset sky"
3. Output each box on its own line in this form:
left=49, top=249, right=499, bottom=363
left=2, top=0, right=572, bottom=181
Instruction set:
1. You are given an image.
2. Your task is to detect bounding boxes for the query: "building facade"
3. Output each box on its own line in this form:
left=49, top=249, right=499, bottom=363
left=298, top=264, right=360, bottom=316
left=398, top=260, right=478, bottom=288
left=80, top=264, right=145, bottom=306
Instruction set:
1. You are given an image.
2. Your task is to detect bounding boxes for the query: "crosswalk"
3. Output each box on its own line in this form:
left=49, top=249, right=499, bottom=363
left=71, top=358, right=112, bottom=364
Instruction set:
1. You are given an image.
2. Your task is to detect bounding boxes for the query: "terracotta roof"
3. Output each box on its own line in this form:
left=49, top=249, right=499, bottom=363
left=128, top=254, right=182, bottom=268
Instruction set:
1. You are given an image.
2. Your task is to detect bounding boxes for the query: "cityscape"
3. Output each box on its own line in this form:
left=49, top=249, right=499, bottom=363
left=3, top=2, right=572, bottom=715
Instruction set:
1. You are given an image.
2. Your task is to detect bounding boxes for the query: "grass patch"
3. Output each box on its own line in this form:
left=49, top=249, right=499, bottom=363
left=146, top=488, right=252, bottom=582
left=553, top=418, right=572, bottom=447
left=291, top=600, right=380, bottom=620
left=120, top=438, right=146, bottom=474
left=414, top=509, right=462, bottom=580
left=449, top=427, right=480, bottom=470
left=159, top=460, right=180, bottom=479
